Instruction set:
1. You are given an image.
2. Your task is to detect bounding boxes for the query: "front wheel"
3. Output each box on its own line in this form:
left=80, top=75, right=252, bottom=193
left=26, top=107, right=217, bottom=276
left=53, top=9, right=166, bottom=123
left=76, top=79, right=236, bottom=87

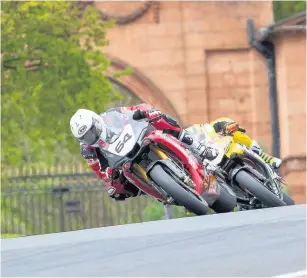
left=282, top=192, right=295, bottom=205
left=148, top=164, right=209, bottom=215
left=235, top=170, right=286, bottom=207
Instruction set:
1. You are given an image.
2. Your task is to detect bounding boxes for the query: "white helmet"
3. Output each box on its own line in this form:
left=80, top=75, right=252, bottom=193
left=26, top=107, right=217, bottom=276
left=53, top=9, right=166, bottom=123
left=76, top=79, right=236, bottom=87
left=70, top=109, right=106, bottom=145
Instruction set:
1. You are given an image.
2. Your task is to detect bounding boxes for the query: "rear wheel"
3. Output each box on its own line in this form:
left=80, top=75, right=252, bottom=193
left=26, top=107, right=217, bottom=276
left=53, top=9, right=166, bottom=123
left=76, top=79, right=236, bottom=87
left=210, top=184, right=237, bottom=213
left=148, top=164, right=209, bottom=215
left=235, top=170, right=286, bottom=207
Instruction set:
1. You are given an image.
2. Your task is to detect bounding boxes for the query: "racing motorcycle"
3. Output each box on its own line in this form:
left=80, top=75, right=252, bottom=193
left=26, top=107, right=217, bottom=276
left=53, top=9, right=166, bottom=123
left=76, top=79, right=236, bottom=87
left=101, top=110, right=238, bottom=216
left=198, top=123, right=295, bottom=210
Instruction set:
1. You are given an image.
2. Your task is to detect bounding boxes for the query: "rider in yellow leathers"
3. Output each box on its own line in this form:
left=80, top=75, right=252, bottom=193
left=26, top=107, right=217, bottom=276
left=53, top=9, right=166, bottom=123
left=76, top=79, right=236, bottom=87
left=187, top=117, right=282, bottom=169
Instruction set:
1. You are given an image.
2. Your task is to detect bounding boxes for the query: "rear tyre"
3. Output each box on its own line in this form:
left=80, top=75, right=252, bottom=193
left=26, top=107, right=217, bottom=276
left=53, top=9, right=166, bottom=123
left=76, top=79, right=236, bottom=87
left=235, top=170, right=286, bottom=207
left=148, top=164, right=209, bottom=215
left=210, top=184, right=237, bottom=213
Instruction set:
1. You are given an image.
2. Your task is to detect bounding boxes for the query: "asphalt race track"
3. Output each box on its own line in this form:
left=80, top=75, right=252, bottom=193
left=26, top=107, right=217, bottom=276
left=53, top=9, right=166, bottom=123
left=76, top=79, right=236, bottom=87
left=1, top=205, right=306, bottom=277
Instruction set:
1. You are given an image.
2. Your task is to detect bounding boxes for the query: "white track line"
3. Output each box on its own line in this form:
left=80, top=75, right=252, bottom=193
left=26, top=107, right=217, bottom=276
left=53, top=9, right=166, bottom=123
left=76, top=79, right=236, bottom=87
left=273, top=270, right=307, bottom=278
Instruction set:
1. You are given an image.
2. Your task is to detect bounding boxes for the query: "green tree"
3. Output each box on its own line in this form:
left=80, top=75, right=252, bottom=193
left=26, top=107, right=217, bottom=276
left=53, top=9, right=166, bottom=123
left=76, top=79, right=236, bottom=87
left=274, top=1, right=306, bottom=22
left=1, top=1, right=123, bottom=168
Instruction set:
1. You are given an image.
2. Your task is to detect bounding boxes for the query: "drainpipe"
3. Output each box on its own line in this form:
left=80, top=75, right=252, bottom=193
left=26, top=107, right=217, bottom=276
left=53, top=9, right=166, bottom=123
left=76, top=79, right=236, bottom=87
left=247, top=18, right=281, bottom=159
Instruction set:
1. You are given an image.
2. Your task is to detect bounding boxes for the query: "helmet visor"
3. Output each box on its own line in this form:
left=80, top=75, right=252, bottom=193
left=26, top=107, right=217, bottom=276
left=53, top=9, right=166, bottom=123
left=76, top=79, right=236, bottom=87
left=78, top=120, right=102, bottom=145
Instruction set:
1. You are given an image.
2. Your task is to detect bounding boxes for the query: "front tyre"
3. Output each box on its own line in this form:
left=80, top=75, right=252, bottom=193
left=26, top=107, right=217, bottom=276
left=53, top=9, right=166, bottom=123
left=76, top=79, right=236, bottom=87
left=235, top=170, right=286, bottom=207
left=282, top=192, right=295, bottom=205
left=148, top=164, right=209, bottom=215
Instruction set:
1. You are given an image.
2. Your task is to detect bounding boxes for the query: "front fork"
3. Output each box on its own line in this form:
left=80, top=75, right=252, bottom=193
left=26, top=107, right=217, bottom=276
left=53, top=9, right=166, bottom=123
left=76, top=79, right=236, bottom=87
left=130, top=146, right=178, bottom=204
left=133, top=145, right=207, bottom=206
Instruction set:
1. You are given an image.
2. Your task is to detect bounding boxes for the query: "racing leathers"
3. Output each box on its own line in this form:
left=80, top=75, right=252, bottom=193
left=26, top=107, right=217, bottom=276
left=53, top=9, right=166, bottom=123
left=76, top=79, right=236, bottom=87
left=187, top=117, right=282, bottom=169
left=80, top=103, right=218, bottom=201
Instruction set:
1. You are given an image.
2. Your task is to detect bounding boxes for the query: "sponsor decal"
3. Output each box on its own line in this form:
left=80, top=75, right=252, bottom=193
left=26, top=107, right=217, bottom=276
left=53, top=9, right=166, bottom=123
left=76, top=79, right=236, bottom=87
left=107, top=187, right=116, bottom=195
left=78, top=125, right=87, bottom=135
left=203, top=175, right=217, bottom=194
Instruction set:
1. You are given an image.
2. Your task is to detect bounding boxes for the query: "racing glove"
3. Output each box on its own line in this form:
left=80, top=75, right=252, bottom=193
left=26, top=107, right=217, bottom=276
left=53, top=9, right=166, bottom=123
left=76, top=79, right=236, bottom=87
left=133, top=109, right=162, bottom=121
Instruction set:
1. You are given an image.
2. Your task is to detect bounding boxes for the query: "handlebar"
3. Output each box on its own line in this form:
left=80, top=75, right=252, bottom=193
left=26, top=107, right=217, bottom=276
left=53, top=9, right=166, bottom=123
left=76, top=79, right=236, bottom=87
left=238, top=127, right=246, bottom=133
left=132, top=110, right=147, bottom=120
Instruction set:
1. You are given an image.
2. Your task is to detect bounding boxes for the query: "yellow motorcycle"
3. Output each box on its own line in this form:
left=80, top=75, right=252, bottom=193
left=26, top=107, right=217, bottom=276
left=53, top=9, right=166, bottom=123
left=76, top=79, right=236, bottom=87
left=194, top=124, right=295, bottom=210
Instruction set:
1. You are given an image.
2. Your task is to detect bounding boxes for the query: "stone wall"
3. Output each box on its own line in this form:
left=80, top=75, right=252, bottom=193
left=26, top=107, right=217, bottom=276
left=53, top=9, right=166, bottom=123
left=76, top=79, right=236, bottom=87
left=274, top=32, right=306, bottom=203
left=95, top=1, right=273, bottom=134
left=275, top=32, right=306, bottom=159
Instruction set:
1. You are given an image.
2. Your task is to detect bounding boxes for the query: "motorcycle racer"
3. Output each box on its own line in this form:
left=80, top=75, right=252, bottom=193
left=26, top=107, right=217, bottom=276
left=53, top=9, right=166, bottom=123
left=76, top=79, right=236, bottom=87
left=187, top=118, right=283, bottom=169
left=69, top=103, right=219, bottom=201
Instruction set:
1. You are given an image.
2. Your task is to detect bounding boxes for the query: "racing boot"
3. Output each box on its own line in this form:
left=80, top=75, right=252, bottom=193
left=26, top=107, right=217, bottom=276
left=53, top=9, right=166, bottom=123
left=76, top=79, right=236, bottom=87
left=250, top=140, right=282, bottom=169
left=179, top=131, right=219, bottom=162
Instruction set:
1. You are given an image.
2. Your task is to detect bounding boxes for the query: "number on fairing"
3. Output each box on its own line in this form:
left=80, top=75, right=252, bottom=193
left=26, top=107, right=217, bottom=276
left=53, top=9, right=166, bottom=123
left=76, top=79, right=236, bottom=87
left=108, top=125, right=136, bottom=156
left=115, top=133, right=132, bottom=153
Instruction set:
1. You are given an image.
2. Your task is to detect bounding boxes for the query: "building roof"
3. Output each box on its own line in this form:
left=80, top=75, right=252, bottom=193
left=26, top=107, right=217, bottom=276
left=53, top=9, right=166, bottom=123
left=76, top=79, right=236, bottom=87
left=273, top=10, right=306, bottom=27
left=257, top=11, right=306, bottom=41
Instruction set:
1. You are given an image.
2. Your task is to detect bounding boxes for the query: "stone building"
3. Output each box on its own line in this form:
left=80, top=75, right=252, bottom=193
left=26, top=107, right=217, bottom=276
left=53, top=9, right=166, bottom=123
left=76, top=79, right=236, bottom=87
left=88, top=2, right=306, bottom=203
left=262, top=11, right=306, bottom=204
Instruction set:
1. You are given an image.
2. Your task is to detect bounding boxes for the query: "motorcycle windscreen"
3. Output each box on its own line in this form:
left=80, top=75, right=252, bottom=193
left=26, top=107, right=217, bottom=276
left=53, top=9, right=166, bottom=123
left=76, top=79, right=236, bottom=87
left=101, top=111, right=126, bottom=144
